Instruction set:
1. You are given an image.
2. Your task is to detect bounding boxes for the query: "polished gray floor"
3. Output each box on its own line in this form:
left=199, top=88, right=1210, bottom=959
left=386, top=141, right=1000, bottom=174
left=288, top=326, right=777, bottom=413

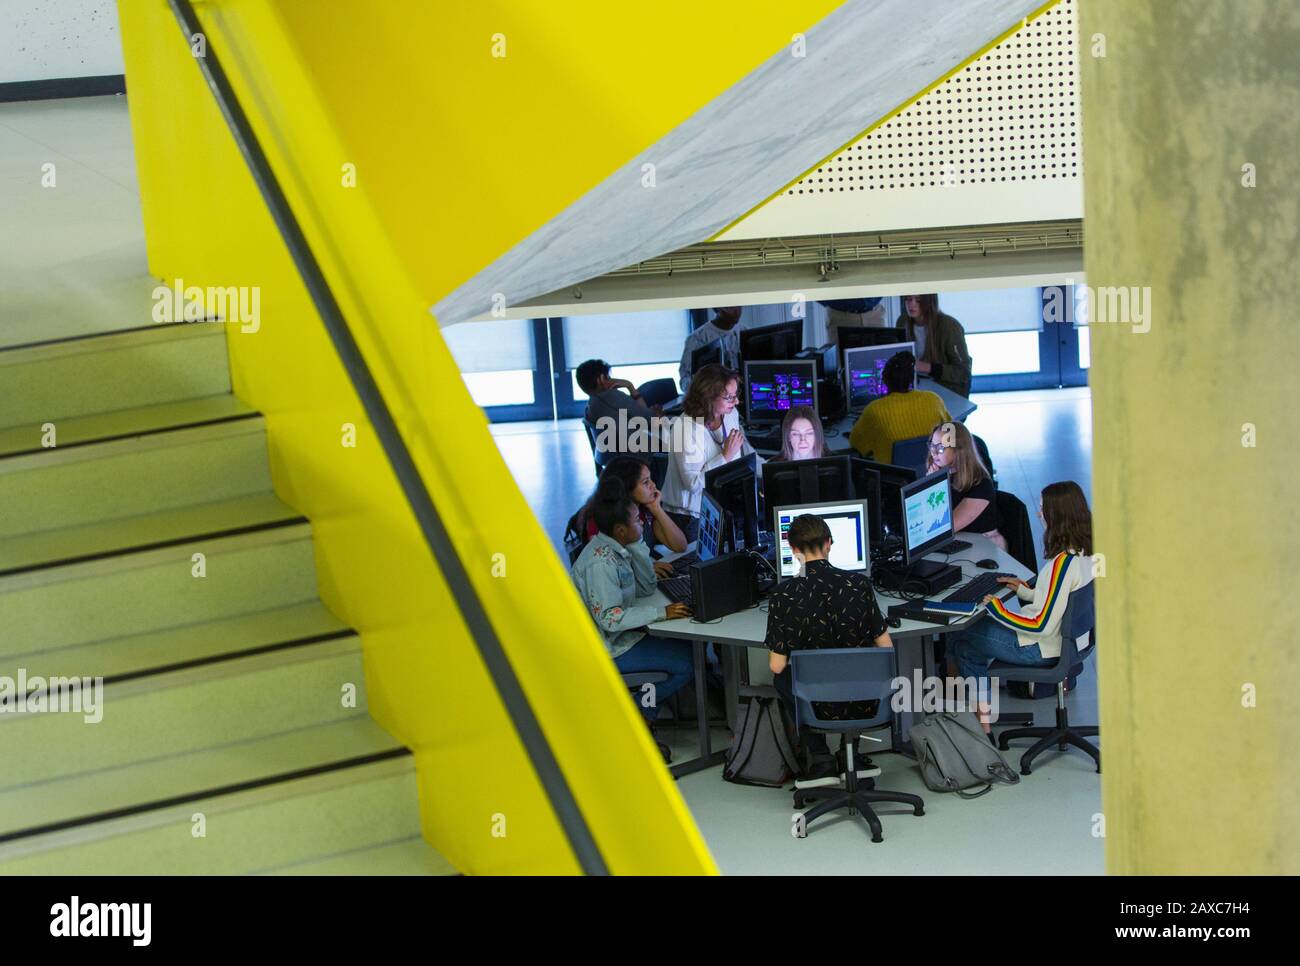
left=493, top=387, right=1102, bottom=875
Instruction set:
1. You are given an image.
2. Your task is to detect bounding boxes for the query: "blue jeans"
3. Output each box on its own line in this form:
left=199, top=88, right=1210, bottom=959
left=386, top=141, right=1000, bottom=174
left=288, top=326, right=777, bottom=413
left=614, top=634, right=694, bottom=722
left=946, top=619, right=1053, bottom=694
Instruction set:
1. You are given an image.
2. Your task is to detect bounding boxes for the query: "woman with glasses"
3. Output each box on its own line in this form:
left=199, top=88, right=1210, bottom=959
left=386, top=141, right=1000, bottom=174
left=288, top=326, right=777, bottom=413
left=926, top=420, right=1005, bottom=550
left=776, top=405, right=826, bottom=461
left=660, top=363, right=757, bottom=541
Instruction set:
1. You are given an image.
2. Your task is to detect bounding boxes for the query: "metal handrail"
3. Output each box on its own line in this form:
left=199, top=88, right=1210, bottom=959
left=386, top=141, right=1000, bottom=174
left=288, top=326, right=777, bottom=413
left=165, top=0, right=608, bottom=875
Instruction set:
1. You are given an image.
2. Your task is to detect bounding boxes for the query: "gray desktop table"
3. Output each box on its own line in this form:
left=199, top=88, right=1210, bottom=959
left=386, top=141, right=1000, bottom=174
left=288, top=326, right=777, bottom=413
left=648, top=533, right=1032, bottom=778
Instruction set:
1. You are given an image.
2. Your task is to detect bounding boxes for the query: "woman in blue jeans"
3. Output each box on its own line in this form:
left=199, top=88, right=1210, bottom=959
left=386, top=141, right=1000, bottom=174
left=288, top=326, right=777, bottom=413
left=946, top=481, right=1095, bottom=737
left=570, top=476, right=694, bottom=757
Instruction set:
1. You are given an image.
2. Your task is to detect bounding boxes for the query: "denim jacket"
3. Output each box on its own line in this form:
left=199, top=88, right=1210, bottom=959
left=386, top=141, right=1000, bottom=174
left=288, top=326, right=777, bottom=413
left=570, top=532, right=663, bottom=658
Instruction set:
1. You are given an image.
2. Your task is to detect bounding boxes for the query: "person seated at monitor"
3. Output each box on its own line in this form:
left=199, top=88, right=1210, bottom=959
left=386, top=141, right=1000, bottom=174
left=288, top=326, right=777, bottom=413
left=766, top=514, right=893, bottom=778
left=570, top=476, right=693, bottom=759
left=678, top=306, right=744, bottom=393
left=566, top=456, right=687, bottom=573
left=946, top=481, right=1095, bottom=737
left=898, top=294, right=973, bottom=398
left=777, top=405, right=827, bottom=460
left=847, top=351, right=950, bottom=461
left=661, top=363, right=757, bottom=542
left=925, top=420, right=1004, bottom=550
left=577, top=357, right=659, bottom=432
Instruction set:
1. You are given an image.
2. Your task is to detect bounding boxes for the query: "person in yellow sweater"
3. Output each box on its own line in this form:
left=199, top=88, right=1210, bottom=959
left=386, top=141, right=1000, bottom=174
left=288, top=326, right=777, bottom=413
left=848, top=351, right=950, bottom=462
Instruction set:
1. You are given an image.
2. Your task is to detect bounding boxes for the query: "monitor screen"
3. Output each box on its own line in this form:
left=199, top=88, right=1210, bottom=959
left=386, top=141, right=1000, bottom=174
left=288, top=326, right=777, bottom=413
left=698, top=490, right=723, bottom=561
left=773, top=499, right=871, bottom=582
left=901, top=470, right=953, bottom=561
left=836, top=325, right=908, bottom=355
left=691, top=338, right=723, bottom=374
left=705, top=453, right=760, bottom=551
left=744, top=361, right=818, bottom=424
left=740, top=321, right=804, bottom=363
left=844, top=342, right=915, bottom=409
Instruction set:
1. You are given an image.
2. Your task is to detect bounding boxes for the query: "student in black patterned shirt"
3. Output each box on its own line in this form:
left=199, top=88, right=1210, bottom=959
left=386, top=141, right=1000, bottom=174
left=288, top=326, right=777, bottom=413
left=765, top=514, right=893, bottom=778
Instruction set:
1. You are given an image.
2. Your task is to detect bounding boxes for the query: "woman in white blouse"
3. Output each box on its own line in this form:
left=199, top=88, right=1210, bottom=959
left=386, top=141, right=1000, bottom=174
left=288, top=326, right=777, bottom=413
left=660, top=364, right=757, bottom=540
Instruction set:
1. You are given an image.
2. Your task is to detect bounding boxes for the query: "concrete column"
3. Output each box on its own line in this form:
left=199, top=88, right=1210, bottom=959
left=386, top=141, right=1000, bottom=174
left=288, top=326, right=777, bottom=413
left=1081, top=0, right=1299, bottom=872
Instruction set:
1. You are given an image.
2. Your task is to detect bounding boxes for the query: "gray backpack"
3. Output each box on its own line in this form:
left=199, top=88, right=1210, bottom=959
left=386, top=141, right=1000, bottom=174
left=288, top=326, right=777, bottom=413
left=724, top=691, right=800, bottom=787
left=910, top=712, right=1020, bottom=798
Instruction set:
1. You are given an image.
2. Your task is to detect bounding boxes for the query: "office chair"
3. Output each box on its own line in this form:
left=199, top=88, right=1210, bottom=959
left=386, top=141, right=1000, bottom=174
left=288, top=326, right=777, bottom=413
left=995, top=490, right=1038, bottom=574
left=890, top=435, right=930, bottom=476
left=973, top=433, right=996, bottom=483
left=789, top=649, right=925, bottom=844
left=581, top=415, right=617, bottom=479
left=621, top=671, right=673, bottom=763
left=636, top=378, right=679, bottom=409
left=994, top=580, right=1099, bottom=775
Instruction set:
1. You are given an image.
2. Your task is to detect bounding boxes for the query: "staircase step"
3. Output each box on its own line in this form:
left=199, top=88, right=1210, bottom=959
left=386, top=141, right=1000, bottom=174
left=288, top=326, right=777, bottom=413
left=0, top=636, right=367, bottom=788
left=0, top=321, right=232, bottom=429
left=0, top=720, right=419, bottom=875
left=0, top=393, right=256, bottom=459
left=0, top=418, right=273, bottom=539
left=0, top=491, right=302, bottom=577
left=0, top=522, right=319, bottom=658
left=5, top=601, right=349, bottom=682
left=253, top=835, right=457, bottom=876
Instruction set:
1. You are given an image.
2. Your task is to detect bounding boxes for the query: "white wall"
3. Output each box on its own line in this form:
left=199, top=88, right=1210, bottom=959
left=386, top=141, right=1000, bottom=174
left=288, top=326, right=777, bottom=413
left=0, top=1, right=124, bottom=84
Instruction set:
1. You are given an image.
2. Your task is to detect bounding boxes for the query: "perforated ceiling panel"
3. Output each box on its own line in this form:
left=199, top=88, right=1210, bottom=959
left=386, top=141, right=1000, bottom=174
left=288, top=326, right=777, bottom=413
left=718, top=0, right=1081, bottom=241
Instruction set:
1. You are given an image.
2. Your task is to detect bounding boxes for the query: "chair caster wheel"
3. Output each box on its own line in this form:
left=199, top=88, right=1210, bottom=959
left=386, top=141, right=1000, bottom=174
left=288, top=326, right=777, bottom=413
left=914, top=807, right=925, bottom=816
left=793, top=794, right=806, bottom=809
left=871, top=835, right=883, bottom=844
left=794, top=827, right=807, bottom=839
left=997, top=739, right=1010, bottom=750
left=1020, top=767, right=1032, bottom=776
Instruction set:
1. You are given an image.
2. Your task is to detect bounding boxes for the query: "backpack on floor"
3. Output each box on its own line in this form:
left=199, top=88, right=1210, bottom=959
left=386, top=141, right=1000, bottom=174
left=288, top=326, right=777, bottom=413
left=910, top=711, right=1020, bottom=798
left=724, top=692, right=800, bottom=787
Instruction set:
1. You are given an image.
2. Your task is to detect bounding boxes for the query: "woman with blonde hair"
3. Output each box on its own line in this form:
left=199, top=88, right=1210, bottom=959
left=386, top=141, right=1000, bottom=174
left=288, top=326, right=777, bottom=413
left=776, top=405, right=826, bottom=461
left=925, top=420, right=1004, bottom=550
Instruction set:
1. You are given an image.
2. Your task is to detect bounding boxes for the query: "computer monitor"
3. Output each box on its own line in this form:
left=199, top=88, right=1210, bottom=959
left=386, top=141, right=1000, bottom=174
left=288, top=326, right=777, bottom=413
left=848, top=458, right=883, bottom=547
left=856, top=459, right=917, bottom=539
left=704, top=453, right=760, bottom=552
left=772, top=499, right=871, bottom=582
left=835, top=325, right=908, bottom=356
left=761, top=456, right=853, bottom=511
left=901, top=470, right=954, bottom=566
left=743, top=360, right=818, bottom=426
left=739, top=320, right=804, bottom=363
left=844, top=341, right=915, bottom=410
left=690, top=338, right=723, bottom=375
left=697, top=490, right=724, bottom=561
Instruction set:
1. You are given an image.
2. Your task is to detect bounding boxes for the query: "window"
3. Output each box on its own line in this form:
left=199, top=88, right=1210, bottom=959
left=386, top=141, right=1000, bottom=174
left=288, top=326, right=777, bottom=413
left=562, top=310, right=690, bottom=400
left=443, top=318, right=537, bottom=407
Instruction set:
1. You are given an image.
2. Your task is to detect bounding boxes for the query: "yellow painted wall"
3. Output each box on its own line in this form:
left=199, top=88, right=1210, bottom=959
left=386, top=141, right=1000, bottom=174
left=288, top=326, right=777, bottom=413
left=1081, top=0, right=1299, bottom=872
left=272, top=0, right=848, bottom=308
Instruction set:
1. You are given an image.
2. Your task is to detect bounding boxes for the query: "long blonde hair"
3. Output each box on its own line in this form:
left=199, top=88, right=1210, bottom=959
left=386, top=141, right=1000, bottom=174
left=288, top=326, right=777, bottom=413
left=927, top=421, right=989, bottom=492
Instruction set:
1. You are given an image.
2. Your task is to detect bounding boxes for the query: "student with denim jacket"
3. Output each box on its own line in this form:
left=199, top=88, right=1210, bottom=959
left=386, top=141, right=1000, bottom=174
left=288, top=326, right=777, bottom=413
left=571, top=477, right=693, bottom=751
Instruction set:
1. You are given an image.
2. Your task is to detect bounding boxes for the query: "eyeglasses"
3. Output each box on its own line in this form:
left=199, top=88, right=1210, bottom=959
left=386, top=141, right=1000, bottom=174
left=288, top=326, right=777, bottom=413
left=927, top=442, right=950, bottom=453
left=719, top=393, right=739, bottom=403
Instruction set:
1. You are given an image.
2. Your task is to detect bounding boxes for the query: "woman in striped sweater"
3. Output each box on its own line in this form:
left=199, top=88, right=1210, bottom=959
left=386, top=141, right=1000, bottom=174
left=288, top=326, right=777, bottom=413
left=946, top=481, right=1095, bottom=736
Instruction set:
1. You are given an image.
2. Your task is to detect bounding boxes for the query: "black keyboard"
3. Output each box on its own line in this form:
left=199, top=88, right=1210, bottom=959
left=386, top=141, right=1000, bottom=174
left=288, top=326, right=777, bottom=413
left=659, top=575, right=694, bottom=606
left=670, top=552, right=699, bottom=574
left=941, top=571, right=1015, bottom=604
left=932, top=539, right=972, bottom=555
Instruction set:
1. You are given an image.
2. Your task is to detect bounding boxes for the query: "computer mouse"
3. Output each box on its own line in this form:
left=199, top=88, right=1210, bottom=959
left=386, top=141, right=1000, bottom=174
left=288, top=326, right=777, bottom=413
left=886, top=616, right=902, bottom=629
left=976, top=558, right=999, bottom=570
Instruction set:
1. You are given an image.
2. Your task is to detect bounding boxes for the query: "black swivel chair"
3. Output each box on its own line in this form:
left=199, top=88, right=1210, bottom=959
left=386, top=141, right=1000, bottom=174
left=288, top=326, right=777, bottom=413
left=790, top=649, right=925, bottom=843
left=994, top=580, right=1100, bottom=775
left=995, top=490, right=1038, bottom=574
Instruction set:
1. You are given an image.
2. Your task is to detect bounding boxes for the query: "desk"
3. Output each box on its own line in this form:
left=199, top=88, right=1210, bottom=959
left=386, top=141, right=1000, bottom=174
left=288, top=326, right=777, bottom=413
left=825, top=376, right=976, bottom=455
left=648, top=532, right=1033, bottom=778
